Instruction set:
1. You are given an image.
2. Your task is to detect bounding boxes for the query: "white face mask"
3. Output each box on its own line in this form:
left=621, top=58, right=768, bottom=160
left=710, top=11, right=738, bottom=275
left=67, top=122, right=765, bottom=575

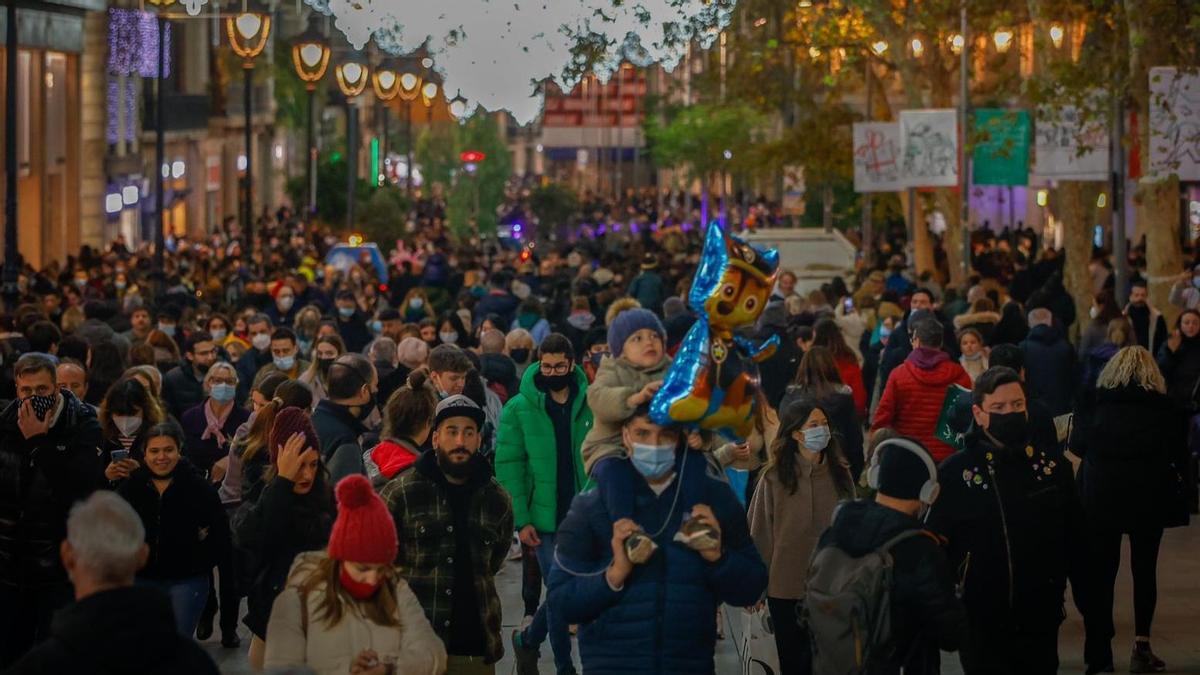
left=251, top=333, right=271, bottom=351
left=277, top=295, right=295, bottom=312
left=1089, top=306, right=1099, bottom=320
left=112, top=415, right=143, bottom=437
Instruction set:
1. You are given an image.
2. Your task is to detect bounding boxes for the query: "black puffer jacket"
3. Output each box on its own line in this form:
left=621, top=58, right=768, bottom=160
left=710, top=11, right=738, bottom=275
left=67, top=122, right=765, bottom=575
left=0, top=389, right=102, bottom=587
left=1157, top=335, right=1200, bottom=409
left=928, top=430, right=1086, bottom=630
left=1072, top=385, right=1190, bottom=531
left=117, top=458, right=231, bottom=580
left=233, top=473, right=334, bottom=638
left=4, top=585, right=218, bottom=675
left=816, top=500, right=966, bottom=675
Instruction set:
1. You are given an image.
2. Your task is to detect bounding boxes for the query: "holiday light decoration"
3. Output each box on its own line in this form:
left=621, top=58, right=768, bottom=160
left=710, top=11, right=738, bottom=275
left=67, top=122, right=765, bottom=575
left=303, top=0, right=735, bottom=124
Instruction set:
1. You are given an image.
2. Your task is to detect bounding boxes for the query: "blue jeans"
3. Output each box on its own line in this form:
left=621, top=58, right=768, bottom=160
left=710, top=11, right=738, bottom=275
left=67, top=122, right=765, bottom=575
left=520, top=532, right=573, bottom=674
left=139, top=575, right=211, bottom=637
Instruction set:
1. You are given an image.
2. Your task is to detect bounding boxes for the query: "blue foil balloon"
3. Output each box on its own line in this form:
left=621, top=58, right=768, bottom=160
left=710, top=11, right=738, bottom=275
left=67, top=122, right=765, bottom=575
left=650, top=221, right=780, bottom=441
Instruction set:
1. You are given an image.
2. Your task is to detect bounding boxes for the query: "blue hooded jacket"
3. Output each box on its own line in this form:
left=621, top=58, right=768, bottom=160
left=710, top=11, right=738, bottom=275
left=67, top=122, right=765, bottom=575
left=548, top=450, right=767, bottom=674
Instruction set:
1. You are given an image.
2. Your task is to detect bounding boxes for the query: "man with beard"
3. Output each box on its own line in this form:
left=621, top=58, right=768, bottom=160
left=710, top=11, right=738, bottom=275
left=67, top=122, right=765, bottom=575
left=381, top=395, right=514, bottom=675
left=162, top=332, right=218, bottom=420
left=1124, top=280, right=1167, bottom=356
left=927, top=367, right=1085, bottom=675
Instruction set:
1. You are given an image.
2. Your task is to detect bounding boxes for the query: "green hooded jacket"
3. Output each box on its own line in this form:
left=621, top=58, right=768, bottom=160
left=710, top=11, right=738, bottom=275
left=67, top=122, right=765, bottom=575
left=495, top=365, right=593, bottom=533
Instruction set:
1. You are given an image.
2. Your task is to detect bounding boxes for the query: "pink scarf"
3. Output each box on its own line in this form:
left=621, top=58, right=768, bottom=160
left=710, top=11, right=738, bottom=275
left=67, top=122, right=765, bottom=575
left=202, top=399, right=233, bottom=447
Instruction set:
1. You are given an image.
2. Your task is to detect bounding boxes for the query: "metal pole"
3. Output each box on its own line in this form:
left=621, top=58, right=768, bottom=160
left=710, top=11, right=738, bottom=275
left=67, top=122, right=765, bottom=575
left=306, top=85, right=316, bottom=215
left=1112, top=94, right=1129, bottom=305
left=862, top=56, right=873, bottom=267
left=958, top=1, right=971, bottom=278
left=2, top=0, right=18, bottom=306
left=346, top=101, right=357, bottom=229
left=405, top=101, right=412, bottom=197
left=244, top=63, right=254, bottom=252
left=381, top=103, right=388, bottom=186
left=154, top=15, right=166, bottom=270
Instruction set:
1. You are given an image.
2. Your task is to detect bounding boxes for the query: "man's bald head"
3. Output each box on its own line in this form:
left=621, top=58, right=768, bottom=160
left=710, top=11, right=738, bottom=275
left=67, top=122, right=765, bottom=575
left=479, top=329, right=506, bottom=355
left=57, top=360, right=88, bottom=402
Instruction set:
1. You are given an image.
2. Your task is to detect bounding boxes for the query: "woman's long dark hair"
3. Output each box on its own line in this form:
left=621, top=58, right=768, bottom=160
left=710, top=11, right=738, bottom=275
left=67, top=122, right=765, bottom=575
left=790, top=346, right=846, bottom=400
left=812, top=318, right=856, bottom=363
left=99, top=378, right=166, bottom=443
left=437, top=311, right=475, bottom=349
left=767, top=398, right=855, bottom=498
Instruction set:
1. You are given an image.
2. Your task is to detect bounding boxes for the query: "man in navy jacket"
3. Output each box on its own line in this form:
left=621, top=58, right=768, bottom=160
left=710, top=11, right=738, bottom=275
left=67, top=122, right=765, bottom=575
left=548, top=407, right=767, bottom=674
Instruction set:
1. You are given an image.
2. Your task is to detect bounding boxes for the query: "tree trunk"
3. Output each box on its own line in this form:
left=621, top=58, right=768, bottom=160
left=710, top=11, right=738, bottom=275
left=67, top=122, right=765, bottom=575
left=935, top=189, right=965, bottom=287
left=1058, top=181, right=1101, bottom=344
left=1140, top=175, right=1184, bottom=327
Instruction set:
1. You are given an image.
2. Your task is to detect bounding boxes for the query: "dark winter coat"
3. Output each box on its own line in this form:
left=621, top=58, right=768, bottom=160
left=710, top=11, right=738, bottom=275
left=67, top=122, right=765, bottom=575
left=312, top=399, right=368, bottom=462
left=548, top=450, right=768, bottom=675
left=628, top=271, right=667, bottom=315
left=780, top=385, right=864, bottom=479
left=927, top=430, right=1086, bottom=630
left=1156, top=336, right=1200, bottom=409
left=162, top=363, right=206, bottom=421
left=336, top=312, right=374, bottom=354
left=3, top=586, right=218, bottom=675
left=1020, top=323, right=1078, bottom=416
left=180, top=401, right=251, bottom=479
left=816, top=500, right=966, bottom=675
left=235, top=348, right=272, bottom=403
left=0, top=390, right=103, bottom=587
left=474, top=291, right=520, bottom=328
left=233, top=474, right=335, bottom=638
left=480, top=353, right=519, bottom=401
left=117, top=458, right=231, bottom=580
left=1071, top=385, right=1190, bottom=531
left=872, top=349, right=972, bottom=463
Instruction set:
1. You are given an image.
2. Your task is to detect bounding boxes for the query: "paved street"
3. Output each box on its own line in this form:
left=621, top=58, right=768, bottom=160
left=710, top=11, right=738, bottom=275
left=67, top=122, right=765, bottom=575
left=201, top=521, right=1200, bottom=674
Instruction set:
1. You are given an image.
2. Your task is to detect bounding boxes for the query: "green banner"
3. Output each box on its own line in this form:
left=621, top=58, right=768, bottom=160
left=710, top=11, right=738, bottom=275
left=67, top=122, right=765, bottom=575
left=973, top=109, right=1031, bottom=186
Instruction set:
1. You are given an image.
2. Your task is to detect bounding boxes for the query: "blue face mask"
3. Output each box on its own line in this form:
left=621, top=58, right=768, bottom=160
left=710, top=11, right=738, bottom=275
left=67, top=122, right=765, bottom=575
left=629, top=442, right=676, bottom=480
left=338, top=307, right=356, bottom=319
left=274, top=355, right=296, bottom=371
left=210, top=383, right=236, bottom=403
left=802, top=426, right=831, bottom=452
left=370, top=320, right=383, bottom=334
left=158, top=323, right=176, bottom=337
left=879, top=326, right=892, bottom=340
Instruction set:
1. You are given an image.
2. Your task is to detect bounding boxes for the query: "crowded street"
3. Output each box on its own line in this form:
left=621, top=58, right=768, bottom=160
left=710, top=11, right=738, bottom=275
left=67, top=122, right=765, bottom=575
left=5, top=1, right=1200, bottom=674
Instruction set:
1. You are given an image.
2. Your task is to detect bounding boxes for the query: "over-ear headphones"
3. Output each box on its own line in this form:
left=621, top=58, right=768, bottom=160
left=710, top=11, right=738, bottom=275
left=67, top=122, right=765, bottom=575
left=866, top=437, right=940, bottom=506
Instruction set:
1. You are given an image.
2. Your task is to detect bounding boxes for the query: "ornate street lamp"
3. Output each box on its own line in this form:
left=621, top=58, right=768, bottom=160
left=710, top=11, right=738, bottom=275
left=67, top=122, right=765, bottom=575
left=448, top=92, right=469, bottom=121
left=291, top=22, right=330, bottom=217
left=226, top=6, right=271, bottom=252
left=336, top=53, right=369, bottom=228
left=146, top=0, right=175, bottom=270
left=395, top=56, right=425, bottom=196
left=373, top=59, right=400, bottom=187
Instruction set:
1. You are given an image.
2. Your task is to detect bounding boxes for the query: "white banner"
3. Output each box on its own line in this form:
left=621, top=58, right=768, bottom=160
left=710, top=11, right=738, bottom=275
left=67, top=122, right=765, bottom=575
left=1032, top=102, right=1109, bottom=181
left=1150, top=67, right=1200, bottom=181
left=899, top=109, right=959, bottom=188
left=853, top=122, right=904, bottom=192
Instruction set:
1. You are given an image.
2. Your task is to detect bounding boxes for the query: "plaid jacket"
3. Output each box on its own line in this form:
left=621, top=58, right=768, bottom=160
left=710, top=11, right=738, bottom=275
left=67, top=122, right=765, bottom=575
left=380, top=450, right=513, bottom=664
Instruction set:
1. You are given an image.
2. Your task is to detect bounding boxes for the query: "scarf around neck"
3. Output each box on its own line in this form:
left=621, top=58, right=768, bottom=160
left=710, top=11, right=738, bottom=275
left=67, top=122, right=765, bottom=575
left=202, top=399, right=233, bottom=446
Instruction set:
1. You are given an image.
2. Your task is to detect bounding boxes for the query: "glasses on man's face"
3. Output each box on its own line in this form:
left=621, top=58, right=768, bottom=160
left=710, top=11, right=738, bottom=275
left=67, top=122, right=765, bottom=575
left=540, top=361, right=572, bottom=375
left=208, top=378, right=237, bottom=387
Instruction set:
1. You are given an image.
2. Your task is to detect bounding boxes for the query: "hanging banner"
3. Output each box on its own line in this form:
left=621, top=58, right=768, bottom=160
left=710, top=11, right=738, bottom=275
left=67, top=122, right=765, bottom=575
left=1149, top=67, right=1200, bottom=181
left=973, top=109, right=1030, bottom=186
left=899, top=109, right=958, bottom=188
left=1032, top=100, right=1109, bottom=181
left=853, top=122, right=904, bottom=192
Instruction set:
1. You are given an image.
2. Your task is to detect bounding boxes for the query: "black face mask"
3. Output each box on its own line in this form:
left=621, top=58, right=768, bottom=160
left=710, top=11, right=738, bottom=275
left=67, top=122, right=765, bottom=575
left=535, top=372, right=573, bottom=392
left=436, top=446, right=475, bottom=480
left=317, top=357, right=335, bottom=377
left=195, top=362, right=210, bottom=376
left=510, top=348, right=531, bottom=364
left=986, top=411, right=1029, bottom=449
left=27, top=394, right=57, bottom=422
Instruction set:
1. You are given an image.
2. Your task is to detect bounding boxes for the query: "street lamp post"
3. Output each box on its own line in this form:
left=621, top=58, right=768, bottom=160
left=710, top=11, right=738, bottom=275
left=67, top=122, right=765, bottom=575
left=373, top=60, right=400, bottom=187
left=2, top=0, right=17, bottom=307
left=291, top=23, right=331, bottom=217
left=335, top=54, right=369, bottom=230
left=397, top=58, right=422, bottom=198
left=227, top=8, right=271, bottom=254
left=147, top=0, right=174, bottom=271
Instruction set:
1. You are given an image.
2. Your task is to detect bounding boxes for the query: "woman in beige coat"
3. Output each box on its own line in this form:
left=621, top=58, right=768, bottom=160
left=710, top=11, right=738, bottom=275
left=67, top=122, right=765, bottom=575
left=748, top=399, right=856, bottom=675
left=265, top=475, right=446, bottom=675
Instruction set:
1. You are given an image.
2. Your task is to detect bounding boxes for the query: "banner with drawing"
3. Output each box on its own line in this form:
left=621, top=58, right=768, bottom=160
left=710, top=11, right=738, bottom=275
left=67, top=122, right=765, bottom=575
left=853, top=122, right=904, bottom=192
left=1150, top=67, right=1200, bottom=181
left=1032, top=100, right=1109, bottom=181
left=899, top=109, right=959, bottom=188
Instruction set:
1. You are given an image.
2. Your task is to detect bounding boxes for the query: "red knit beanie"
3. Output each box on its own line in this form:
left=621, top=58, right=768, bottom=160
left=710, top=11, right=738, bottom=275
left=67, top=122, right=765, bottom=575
left=269, top=406, right=321, bottom=467
left=328, top=475, right=398, bottom=564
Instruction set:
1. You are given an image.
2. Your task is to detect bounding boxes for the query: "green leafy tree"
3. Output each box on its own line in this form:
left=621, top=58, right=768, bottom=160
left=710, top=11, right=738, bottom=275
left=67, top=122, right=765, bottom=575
left=285, top=152, right=371, bottom=226
left=358, top=186, right=412, bottom=247
left=414, top=124, right=459, bottom=191
left=446, top=115, right=512, bottom=237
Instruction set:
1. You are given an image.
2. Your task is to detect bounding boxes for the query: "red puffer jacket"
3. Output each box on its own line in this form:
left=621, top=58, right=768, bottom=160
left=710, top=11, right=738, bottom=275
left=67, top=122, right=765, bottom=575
left=834, top=356, right=868, bottom=417
left=871, top=348, right=972, bottom=462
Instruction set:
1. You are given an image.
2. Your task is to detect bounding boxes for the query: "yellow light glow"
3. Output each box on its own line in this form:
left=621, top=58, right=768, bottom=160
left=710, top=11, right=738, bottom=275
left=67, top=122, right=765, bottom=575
left=299, top=43, right=324, bottom=68
left=949, top=34, right=964, bottom=54
left=993, top=28, right=1014, bottom=53
left=1097, top=193, right=1107, bottom=208
left=871, top=40, right=888, bottom=56
left=808, top=46, right=821, bottom=58
left=422, top=81, right=439, bottom=100
left=348, top=234, right=364, bottom=247
left=400, top=73, right=419, bottom=91
left=911, top=38, right=924, bottom=58
left=1049, top=23, right=1065, bottom=49
left=342, top=62, right=363, bottom=84
left=234, top=13, right=262, bottom=41
left=1036, top=190, right=1048, bottom=207
left=377, top=71, right=396, bottom=90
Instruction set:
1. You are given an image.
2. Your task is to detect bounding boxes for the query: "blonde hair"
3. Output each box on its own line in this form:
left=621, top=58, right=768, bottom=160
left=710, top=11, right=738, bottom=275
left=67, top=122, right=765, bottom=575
left=1096, top=346, right=1166, bottom=394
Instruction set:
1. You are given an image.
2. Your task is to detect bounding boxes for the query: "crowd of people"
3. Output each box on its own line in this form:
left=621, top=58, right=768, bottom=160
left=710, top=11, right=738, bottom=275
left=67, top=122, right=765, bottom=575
left=0, top=208, right=1195, bottom=675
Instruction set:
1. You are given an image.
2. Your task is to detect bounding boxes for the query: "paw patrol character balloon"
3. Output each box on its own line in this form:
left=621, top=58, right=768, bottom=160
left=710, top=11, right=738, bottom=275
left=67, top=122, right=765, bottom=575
left=651, top=221, right=780, bottom=441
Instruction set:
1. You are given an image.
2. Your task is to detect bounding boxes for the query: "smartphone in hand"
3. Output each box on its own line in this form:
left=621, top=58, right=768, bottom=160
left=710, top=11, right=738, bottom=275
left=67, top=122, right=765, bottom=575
left=111, top=448, right=130, bottom=463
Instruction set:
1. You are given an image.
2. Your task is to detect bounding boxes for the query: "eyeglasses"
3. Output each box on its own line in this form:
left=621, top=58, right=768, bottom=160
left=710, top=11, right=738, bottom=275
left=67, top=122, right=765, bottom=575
left=539, top=361, right=573, bottom=375
left=208, top=378, right=237, bottom=386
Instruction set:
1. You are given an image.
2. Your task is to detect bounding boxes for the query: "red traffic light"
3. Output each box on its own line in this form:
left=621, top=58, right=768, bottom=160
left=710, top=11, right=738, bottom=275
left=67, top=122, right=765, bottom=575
left=459, top=150, right=486, bottom=163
